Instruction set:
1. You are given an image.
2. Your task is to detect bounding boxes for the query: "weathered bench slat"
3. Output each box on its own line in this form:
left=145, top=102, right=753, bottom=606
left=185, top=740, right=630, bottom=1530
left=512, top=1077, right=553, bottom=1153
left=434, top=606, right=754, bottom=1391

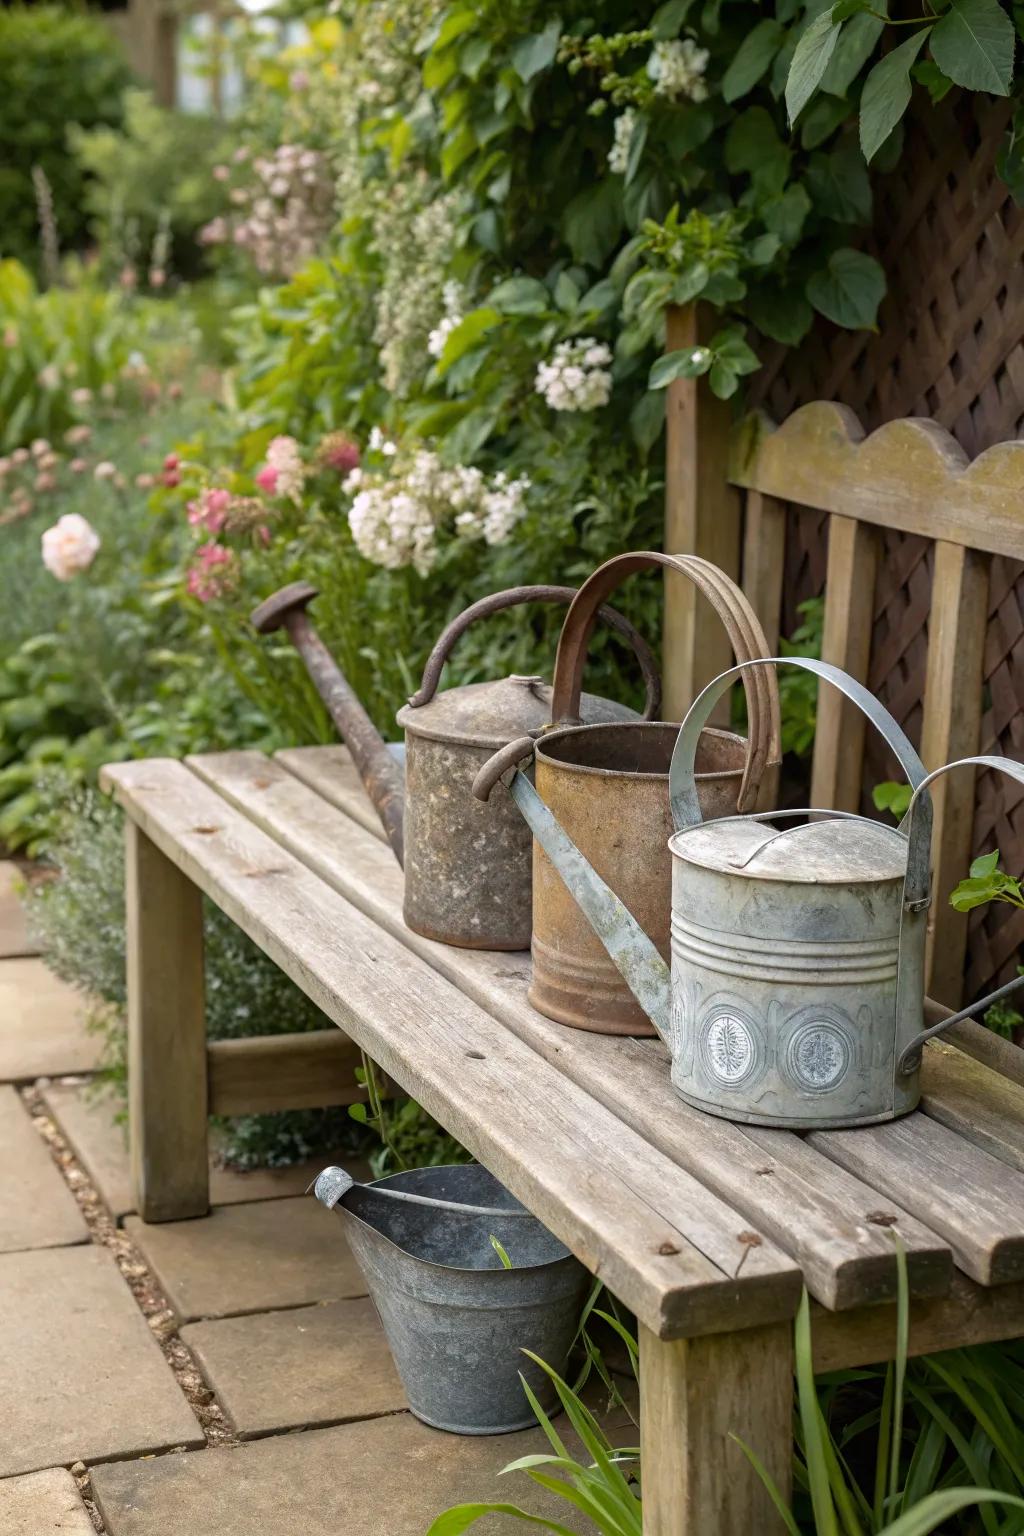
left=189, top=747, right=954, bottom=1311
left=276, top=746, right=389, bottom=845
left=922, top=1040, right=1024, bottom=1173
left=207, top=1032, right=367, bottom=1116
left=102, top=757, right=802, bottom=1341
left=811, top=1270, right=1024, bottom=1372
left=942, top=1016, right=1024, bottom=1088
left=809, top=1115, right=1024, bottom=1285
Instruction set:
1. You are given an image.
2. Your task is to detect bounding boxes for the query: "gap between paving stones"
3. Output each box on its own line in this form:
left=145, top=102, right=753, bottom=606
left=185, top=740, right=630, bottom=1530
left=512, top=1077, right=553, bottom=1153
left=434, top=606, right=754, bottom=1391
left=18, top=1083, right=239, bottom=1533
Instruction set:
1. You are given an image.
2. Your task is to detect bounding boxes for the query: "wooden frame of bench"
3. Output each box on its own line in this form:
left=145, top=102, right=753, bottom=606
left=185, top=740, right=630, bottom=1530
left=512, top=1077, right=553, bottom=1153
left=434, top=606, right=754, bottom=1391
left=103, top=746, right=1024, bottom=1535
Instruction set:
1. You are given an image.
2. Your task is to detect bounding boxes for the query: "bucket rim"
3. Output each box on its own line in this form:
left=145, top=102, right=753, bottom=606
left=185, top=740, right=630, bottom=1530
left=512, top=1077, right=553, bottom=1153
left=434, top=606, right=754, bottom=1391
left=536, top=720, right=745, bottom=785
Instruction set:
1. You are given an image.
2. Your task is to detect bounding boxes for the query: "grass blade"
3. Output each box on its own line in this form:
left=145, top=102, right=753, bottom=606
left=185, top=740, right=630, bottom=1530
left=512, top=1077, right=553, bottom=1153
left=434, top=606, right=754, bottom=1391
left=795, top=1289, right=841, bottom=1536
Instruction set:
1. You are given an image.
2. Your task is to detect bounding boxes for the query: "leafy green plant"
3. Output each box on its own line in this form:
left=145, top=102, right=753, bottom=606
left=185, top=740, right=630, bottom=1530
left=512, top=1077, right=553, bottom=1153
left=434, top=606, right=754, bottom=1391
left=872, top=781, right=912, bottom=821
left=425, top=1351, right=641, bottom=1535
left=0, top=4, right=131, bottom=269
left=950, top=851, right=1024, bottom=914
left=779, top=598, right=825, bottom=758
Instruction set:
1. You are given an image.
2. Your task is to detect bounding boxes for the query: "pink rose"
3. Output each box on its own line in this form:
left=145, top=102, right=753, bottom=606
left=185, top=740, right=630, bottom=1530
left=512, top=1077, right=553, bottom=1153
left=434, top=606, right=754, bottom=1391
left=255, top=464, right=279, bottom=494
left=164, top=453, right=180, bottom=470
left=41, top=514, right=101, bottom=581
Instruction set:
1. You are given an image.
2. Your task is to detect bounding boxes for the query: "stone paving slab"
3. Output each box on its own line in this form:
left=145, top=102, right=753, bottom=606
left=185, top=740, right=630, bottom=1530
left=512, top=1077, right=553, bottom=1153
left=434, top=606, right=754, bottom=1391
left=0, top=863, right=37, bottom=958
left=0, top=1085, right=87, bottom=1252
left=0, top=1245, right=202, bottom=1476
left=0, top=1467, right=94, bottom=1533
left=91, top=1412, right=598, bottom=1535
left=0, top=959, right=101, bottom=1081
left=182, top=1297, right=405, bottom=1437
left=42, top=1081, right=368, bottom=1218
left=125, top=1196, right=365, bottom=1322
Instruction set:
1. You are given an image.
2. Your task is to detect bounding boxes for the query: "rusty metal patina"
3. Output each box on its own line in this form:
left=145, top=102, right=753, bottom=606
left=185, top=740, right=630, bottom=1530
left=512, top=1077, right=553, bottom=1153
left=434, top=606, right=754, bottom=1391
left=252, top=581, right=659, bottom=951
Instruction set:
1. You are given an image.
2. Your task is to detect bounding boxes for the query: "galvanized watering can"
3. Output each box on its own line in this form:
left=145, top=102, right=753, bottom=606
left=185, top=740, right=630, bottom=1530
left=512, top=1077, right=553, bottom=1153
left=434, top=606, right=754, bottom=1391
left=474, top=551, right=781, bottom=1035
left=252, top=582, right=658, bottom=950
left=479, top=655, right=1024, bottom=1129
left=313, top=1163, right=588, bottom=1435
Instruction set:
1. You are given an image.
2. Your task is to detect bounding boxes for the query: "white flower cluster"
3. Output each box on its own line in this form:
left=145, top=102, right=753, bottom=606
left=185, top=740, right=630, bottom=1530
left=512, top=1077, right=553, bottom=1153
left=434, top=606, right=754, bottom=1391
left=608, top=110, right=638, bottom=175
left=266, top=434, right=306, bottom=502
left=535, top=338, right=613, bottom=412
left=201, top=143, right=334, bottom=278
left=346, top=449, right=529, bottom=575
left=648, top=39, right=710, bottom=102
left=427, top=281, right=466, bottom=359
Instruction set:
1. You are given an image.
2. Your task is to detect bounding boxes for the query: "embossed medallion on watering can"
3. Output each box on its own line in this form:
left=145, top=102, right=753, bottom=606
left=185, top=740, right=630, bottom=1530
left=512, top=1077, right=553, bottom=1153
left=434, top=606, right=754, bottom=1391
left=480, top=655, right=1024, bottom=1129
left=252, top=581, right=659, bottom=950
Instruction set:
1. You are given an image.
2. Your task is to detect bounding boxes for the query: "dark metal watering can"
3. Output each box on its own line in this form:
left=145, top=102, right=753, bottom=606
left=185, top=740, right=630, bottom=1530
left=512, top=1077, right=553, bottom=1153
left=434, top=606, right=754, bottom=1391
left=252, top=581, right=659, bottom=950
left=477, top=655, right=1024, bottom=1129
left=313, top=1163, right=588, bottom=1434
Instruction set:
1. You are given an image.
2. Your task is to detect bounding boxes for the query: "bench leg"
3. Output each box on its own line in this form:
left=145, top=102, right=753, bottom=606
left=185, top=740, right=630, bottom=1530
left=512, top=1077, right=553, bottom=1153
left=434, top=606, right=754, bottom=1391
left=126, top=822, right=209, bottom=1221
left=639, top=1320, right=793, bottom=1534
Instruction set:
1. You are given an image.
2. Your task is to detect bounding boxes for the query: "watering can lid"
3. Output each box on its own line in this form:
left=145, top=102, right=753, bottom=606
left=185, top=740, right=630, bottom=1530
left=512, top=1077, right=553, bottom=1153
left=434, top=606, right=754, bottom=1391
left=396, top=675, right=638, bottom=750
left=669, top=815, right=907, bottom=884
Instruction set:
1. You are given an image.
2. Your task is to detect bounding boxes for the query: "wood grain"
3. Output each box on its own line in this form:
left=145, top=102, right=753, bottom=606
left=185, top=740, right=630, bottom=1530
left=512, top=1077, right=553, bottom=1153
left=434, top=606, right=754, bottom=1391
left=810, top=514, right=879, bottom=811
left=812, top=1270, right=1024, bottom=1372
left=102, top=757, right=801, bottom=1341
left=125, top=821, right=208, bottom=1222
left=639, top=1320, right=793, bottom=1534
left=919, top=541, right=989, bottom=1006
left=810, top=1112, right=1024, bottom=1285
left=207, top=1031, right=367, bottom=1116
left=741, top=489, right=787, bottom=655
left=729, top=402, right=1024, bottom=562
left=189, top=747, right=955, bottom=1312
left=663, top=303, right=742, bottom=723
left=922, top=1038, right=1024, bottom=1172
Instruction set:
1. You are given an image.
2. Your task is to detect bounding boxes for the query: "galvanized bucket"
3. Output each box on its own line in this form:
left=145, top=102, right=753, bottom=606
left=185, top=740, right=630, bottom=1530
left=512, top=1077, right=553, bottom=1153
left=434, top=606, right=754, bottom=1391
left=313, top=1164, right=589, bottom=1435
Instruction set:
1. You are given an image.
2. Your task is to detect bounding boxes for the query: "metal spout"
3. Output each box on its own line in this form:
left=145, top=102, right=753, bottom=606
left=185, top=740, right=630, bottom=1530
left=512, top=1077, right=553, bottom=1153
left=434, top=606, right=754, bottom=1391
left=251, top=582, right=405, bottom=866
left=473, top=744, right=672, bottom=1043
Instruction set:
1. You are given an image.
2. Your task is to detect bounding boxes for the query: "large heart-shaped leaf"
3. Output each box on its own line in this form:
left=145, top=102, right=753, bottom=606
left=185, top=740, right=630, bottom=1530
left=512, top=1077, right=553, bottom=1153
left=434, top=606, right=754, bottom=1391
left=806, top=247, right=885, bottom=328
left=930, top=0, right=1014, bottom=94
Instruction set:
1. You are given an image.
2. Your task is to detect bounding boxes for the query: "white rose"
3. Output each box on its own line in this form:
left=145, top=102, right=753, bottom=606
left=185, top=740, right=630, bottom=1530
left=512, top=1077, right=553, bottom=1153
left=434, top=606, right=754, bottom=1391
left=41, top=514, right=101, bottom=581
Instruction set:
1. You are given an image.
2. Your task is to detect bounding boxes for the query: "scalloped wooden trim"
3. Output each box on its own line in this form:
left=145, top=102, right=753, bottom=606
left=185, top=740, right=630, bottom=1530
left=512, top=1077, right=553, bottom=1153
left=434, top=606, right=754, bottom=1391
left=729, top=402, right=1024, bottom=560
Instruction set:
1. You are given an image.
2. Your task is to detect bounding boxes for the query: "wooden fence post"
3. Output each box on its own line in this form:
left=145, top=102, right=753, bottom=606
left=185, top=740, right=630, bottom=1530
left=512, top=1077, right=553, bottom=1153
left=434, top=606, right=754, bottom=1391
left=662, top=304, right=743, bottom=722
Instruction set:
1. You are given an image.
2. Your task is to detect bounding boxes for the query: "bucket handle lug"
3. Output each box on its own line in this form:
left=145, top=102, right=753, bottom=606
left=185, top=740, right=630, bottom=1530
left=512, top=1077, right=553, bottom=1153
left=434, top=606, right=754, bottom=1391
left=473, top=736, right=537, bottom=803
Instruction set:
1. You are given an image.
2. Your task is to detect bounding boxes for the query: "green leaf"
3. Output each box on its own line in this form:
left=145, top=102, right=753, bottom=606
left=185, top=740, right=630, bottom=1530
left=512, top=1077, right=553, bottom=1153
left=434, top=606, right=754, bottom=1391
left=722, top=19, right=786, bottom=103
left=763, top=183, right=813, bottom=243
left=709, top=360, right=740, bottom=397
left=630, top=389, right=667, bottom=453
left=510, top=18, right=562, bottom=82
left=436, top=307, right=502, bottom=374
left=648, top=346, right=713, bottom=388
left=553, top=271, right=579, bottom=312
left=860, top=29, right=930, bottom=164
left=488, top=276, right=550, bottom=314
left=997, top=105, right=1024, bottom=201
left=820, top=11, right=885, bottom=95
left=971, top=849, right=1001, bottom=878
left=652, top=0, right=695, bottom=38
left=786, top=8, right=842, bottom=123
left=562, top=179, right=625, bottom=266
left=624, top=113, right=649, bottom=184
left=913, top=59, right=954, bottom=102
left=671, top=261, right=710, bottom=304
left=930, top=0, right=1015, bottom=94
left=872, top=780, right=913, bottom=817
left=800, top=94, right=853, bottom=149
left=806, top=247, right=885, bottom=328
left=710, top=327, right=760, bottom=373
left=806, top=140, right=872, bottom=223
left=880, top=1490, right=1024, bottom=1536
left=725, top=107, right=791, bottom=193
left=425, top=1504, right=577, bottom=1536
left=748, top=232, right=782, bottom=265
left=748, top=283, right=814, bottom=344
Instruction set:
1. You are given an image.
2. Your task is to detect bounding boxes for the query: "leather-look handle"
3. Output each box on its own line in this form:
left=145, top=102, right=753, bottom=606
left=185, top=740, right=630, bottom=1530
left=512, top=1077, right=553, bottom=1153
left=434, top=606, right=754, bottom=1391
left=549, top=552, right=781, bottom=813
left=409, top=584, right=661, bottom=720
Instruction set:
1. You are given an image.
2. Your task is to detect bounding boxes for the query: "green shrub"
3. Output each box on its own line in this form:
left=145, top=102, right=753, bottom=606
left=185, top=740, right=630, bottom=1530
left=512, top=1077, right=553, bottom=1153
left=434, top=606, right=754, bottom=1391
left=69, top=89, right=230, bottom=285
left=0, top=6, right=130, bottom=268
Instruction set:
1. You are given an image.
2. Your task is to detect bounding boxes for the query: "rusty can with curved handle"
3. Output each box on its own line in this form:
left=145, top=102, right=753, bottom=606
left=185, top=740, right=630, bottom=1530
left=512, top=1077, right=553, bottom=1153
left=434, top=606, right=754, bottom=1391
left=502, top=552, right=781, bottom=1034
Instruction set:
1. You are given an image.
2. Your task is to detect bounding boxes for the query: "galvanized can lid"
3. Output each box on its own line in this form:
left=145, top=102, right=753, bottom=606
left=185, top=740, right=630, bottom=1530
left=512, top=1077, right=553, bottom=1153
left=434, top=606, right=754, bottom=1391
left=669, top=815, right=907, bottom=884
left=396, top=675, right=638, bottom=750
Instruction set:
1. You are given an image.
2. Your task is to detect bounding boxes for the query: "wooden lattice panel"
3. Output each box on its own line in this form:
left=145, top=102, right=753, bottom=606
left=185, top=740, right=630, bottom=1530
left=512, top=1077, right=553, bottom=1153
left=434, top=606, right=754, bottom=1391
left=860, top=530, right=932, bottom=816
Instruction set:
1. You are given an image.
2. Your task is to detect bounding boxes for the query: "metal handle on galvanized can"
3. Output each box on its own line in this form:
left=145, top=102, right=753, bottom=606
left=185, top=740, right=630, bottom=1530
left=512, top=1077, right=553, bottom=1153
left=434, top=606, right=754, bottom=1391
left=548, top=552, right=781, bottom=813
left=669, top=657, right=928, bottom=831
left=408, top=584, right=661, bottom=720
left=895, top=755, right=1024, bottom=1074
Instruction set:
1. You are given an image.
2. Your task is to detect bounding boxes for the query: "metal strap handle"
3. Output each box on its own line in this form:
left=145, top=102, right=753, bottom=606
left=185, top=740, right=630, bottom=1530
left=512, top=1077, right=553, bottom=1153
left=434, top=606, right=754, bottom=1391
left=896, top=755, right=1024, bottom=1073
left=670, top=657, right=928, bottom=832
left=408, top=583, right=661, bottom=720
left=549, top=552, right=782, bottom=813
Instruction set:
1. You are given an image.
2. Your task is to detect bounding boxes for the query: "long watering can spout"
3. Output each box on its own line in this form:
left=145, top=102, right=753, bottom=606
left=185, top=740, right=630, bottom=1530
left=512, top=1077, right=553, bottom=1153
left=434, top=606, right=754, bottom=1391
left=472, top=739, right=672, bottom=1043
left=251, top=582, right=405, bottom=866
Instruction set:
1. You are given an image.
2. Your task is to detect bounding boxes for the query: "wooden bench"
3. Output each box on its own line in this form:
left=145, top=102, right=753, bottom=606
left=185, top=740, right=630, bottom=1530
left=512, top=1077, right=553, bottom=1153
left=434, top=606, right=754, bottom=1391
left=102, top=744, right=1024, bottom=1535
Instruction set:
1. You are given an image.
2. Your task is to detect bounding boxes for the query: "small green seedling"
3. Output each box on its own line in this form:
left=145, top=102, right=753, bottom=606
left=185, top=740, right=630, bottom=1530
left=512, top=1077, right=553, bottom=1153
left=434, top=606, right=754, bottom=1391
left=489, top=1234, right=513, bottom=1269
left=949, top=850, right=1024, bottom=913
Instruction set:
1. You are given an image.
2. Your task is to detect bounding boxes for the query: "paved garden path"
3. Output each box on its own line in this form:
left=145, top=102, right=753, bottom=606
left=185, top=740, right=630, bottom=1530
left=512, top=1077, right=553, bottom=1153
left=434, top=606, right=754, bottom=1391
left=0, top=863, right=610, bottom=1533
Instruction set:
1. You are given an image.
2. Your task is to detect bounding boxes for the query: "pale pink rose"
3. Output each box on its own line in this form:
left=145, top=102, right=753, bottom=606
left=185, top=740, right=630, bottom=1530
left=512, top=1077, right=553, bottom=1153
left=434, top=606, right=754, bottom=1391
left=255, top=464, right=279, bottom=494
left=94, top=461, right=117, bottom=480
left=213, top=164, right=230, bottom=181
left=34, top=471, right=56, bottom=492
left=64, top=424, right=91, bottom=446
left=31, top=439, right=51, bottom=459
left=41, top=514, right=101, bottom=580
left=135, top=472, right=156, bottom=489
left=70, top=458, right=88, bottom=473
left=11, top=448, right=29, bottom=465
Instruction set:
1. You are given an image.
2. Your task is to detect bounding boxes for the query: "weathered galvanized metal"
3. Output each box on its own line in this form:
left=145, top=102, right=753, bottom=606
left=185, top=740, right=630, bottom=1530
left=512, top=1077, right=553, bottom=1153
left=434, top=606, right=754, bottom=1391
left=473, top=552, right=781, bottom=1033
left=312, top=1163, right=589, bottom=1435
left=252, top=581, right=658, bottom=950
left=480, top=655, right=1024, bottom=1128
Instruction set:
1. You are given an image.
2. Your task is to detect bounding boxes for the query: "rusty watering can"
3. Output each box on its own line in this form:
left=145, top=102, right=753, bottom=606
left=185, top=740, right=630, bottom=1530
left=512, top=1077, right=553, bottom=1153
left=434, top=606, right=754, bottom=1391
left=473, top=552, right=782, bottom=1035
left=478, top=655, right=1024, bottom=1129
left=251, top=581, right=659, bottom=950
